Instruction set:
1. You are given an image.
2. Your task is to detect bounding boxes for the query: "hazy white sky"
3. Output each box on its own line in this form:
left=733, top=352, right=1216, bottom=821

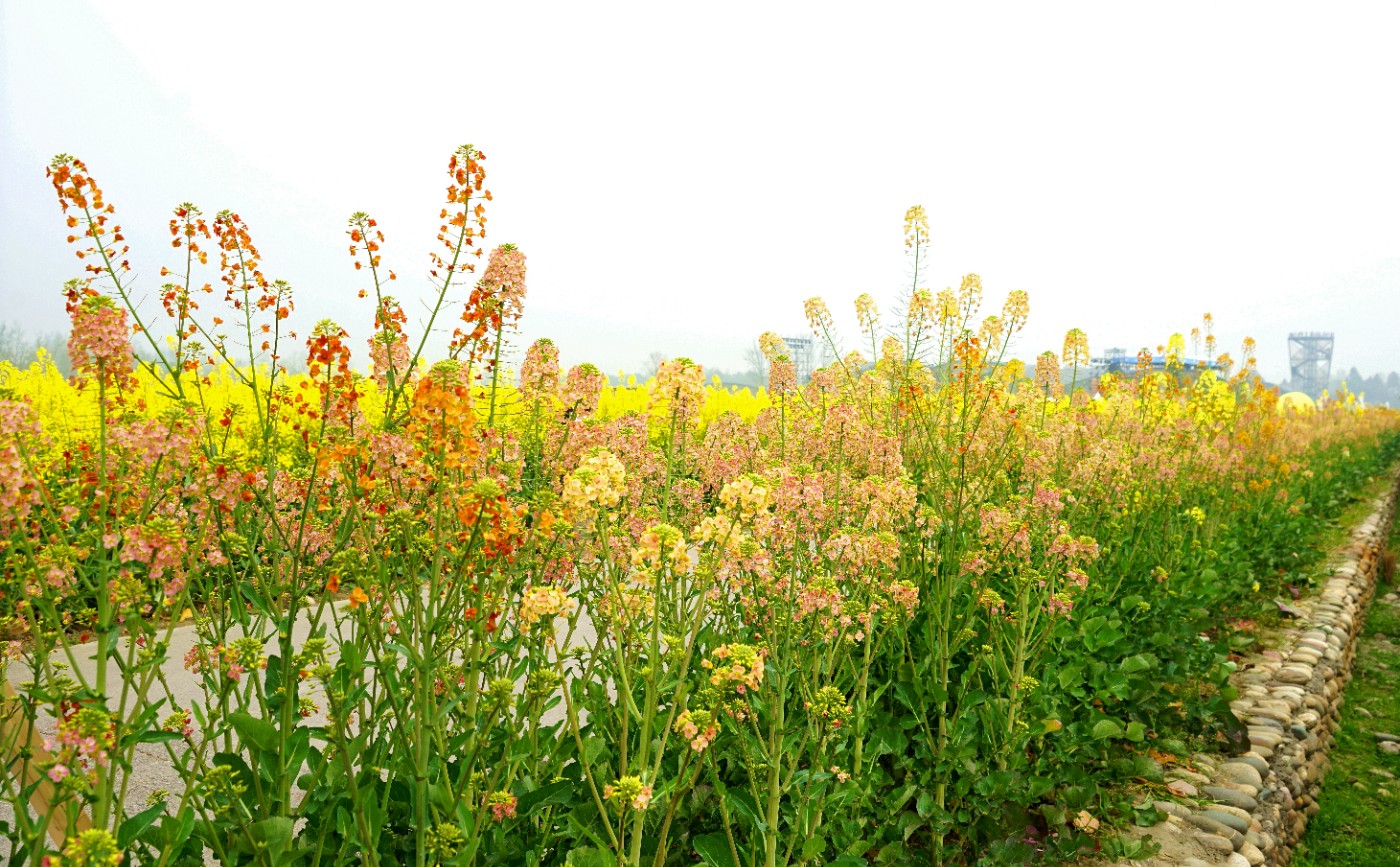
left=3, top=1, right=1399, bottom=382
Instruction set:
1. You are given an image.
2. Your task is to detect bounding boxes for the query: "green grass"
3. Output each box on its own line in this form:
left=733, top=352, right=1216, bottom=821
left=1293, top=535, right=1400, bottom=867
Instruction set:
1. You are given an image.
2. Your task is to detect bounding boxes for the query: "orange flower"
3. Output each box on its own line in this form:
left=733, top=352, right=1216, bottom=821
left=326, top=574, right=341, bottom=594
left=348, top=587, right=369, bottom=608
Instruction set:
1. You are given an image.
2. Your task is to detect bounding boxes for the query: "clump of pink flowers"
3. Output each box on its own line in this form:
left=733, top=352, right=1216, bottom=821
left=674, top=708, right=719, bottom=752
left=518, top=338, right=561, bottom=401
left=485, top=791, right=518, bottom=822
left=481, top=244, right=528, bottom=320
left=563, top=363, right=606, bottom=417
left=604, top=776, right=653, bottom=811
left=0, top=400, right=43, bottom=529
left=66, top=290, right=133, bottom=385
left=43, top=706, right=116, bottom=790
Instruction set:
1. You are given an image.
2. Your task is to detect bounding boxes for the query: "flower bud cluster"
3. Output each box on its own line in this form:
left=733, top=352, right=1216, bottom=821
left=562, top=448, right=627, bottom=515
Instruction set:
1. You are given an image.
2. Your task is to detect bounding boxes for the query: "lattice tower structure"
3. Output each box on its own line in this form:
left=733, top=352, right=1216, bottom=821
left=1288, top=332, right=1334, bottom=396
left=782, top=336, right=816, bottom=385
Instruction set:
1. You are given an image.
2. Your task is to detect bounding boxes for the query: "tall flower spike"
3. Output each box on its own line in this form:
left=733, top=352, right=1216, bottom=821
left=519, top=338, right=561, bottom=401
left=563, top=363, right=606, bottom=417
left=651, top=357, right=706, bottom=418
left=957, top=274, right=983, bottom=320
left=768, top=356, right=797, bottom=396
left=903, top=205, right=930, bottom=249
left=348, top=211, right=395, bottom=283
left=908, top=288, right=937, bottom=331
left=1035, top=351, right=1063, bottom=398
left=978, top=315, right=1005, bottom=349
left=369, top=296, right=413, bottom=391
left=854, top=293, right=879, bottom=333
left=804, top=297, right=834, bottom=335
left=453, top=243, right=526, bottom=364
left=1165, top=333, right=1186, bottom=371
left=66, top=289, right=133, bottom=387
left=47, top=155, right=130, bottom=281
left=758, top=331, right=789, bottom=363
left=304, top=319, right=360, bottom=430
left=431, top=144, right=489, bottom=282
left=1062, top=328, right=1090, bottom=367
left=935, top=289, right=958, bottom=327
left=161, top=204, right=211, bottom=358
left=1001, top=290, right=1030, bottom=333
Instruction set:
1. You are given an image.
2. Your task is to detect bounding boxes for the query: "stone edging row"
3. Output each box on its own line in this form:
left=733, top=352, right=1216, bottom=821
left=1116, top=467, right=1400, bottom=867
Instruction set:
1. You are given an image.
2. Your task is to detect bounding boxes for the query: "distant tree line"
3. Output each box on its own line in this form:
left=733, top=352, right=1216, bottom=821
left=1274, top=366, right=1400, bottom=405
left=1326, top=367, right=1400, bottom=406
left=0, top=322, right=70, bottom=377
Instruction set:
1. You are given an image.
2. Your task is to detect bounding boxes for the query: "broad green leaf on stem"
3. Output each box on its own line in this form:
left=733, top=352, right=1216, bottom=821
left=566, top=848, right=617, bottom=867
left=1119, top=653, right=1157, bottom=674
left=117, top=802, right=166, bottom=849
left=694, top=833, right=738, bottom=867
left=518, top=780, right=574, bottom=815
left=1091, top=719, right=1123, bottom=740
left=916, top=790, right=936, bottom=818
left=723, top=786, right=767, bottom=833
left=249, top=817, right=294, bottom=865
left=229, top=712, right=278, bottom=754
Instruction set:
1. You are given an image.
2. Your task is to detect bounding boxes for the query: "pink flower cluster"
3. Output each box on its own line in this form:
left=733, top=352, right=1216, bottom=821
left=651, top=357, right=706, bottom=419
left=519, top=338, right=561, bottom=401
left=369, top=329, right=412, bottom=392
left=42, top=707, right=115, bottom=789
left=66, top=295, right=133, bottom=384
left=121, top=516, right=188, bottom=593
left=563, top=363, right=606, bottom=417
left=481, top=244, right=528, bottom=320
left=0, top=400, right=43, bottom=529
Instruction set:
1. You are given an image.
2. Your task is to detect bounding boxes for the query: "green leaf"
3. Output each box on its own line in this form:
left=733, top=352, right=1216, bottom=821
left=1130, top=753, right=1162, bottom=780
left=582, top=736, right=608, bottom=765
left=1091, top=719, right=1123, bottom=740
left=117, top=802, right=165, bottom=849
left=1125, top=721, right=1147, bottom=742
left=567, top=810, right=612, bottom=853
left=724, top=787, right=766, bottom=833
left=566, top=848, right=616, bottom=867
left=249, top=816, right=294, bottom=864
left=694, top=833, right=738, bottom=867
left=1119, top=653, right=1157, bottom=674
left=915, top=790, right=936, bottom=819
left=518, top=780, right=573, bottom=815
left=212, top=753, right=256, bottom=795
left=229, top=712, right=277, bottom=754
left=870, top=726, right=908, bottom=758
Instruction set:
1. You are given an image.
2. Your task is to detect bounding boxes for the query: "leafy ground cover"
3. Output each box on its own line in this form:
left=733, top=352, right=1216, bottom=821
left=1294, top=538, right=1400, bottom=866
left=1, top=148, right=1399, bottom=867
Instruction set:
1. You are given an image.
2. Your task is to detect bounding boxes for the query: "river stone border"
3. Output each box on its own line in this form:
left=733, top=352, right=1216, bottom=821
left=1114, top=467, right=1399, bottom=867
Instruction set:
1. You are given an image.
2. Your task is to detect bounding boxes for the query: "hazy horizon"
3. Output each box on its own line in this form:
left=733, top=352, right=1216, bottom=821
left=4, top=2, right=1399, bottom=384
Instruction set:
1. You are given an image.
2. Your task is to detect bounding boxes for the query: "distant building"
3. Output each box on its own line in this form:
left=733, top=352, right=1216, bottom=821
left=782, top=335, right=817, bottom=385
left=1088, top=349, right=1226, bottom=385
left=1287, top=332, right=1334, bottom=397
